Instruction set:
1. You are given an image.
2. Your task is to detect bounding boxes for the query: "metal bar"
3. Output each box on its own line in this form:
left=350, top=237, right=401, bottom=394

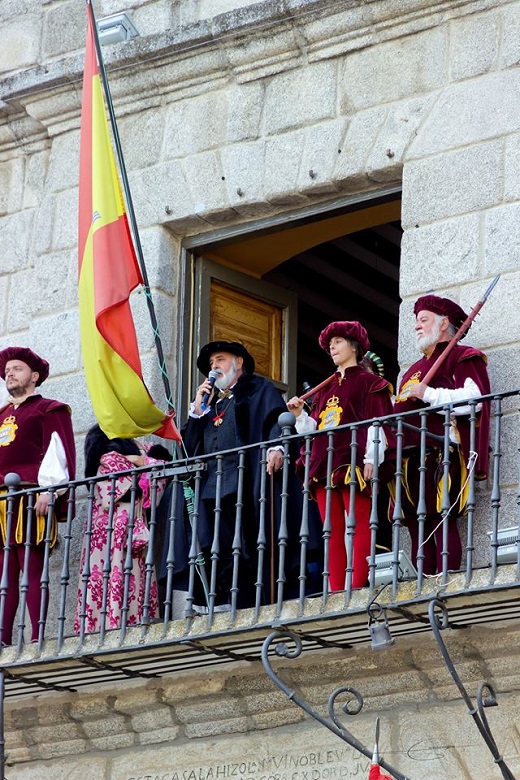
left=77, top=480, right=96, bottom=646
left=415, top=410, right=429, bottom=593
left=261, top=630, right=411, bottom=780
left=16, top=495, right=33, bottom=652
left=489, top=397, right=503, bottom=585
left=184, top=466, right=203, bottom=631
left=388, top=418, right=444, bottom=443
left=275, top=421, right=292, bottom=616
left=298, top=434, right=312, bottom=615
left=367, top=422, right=381, bottom=591
left=120, top=471, right=140, bottom=642
left=141, top=472, right=160, bottom=637
left=464, top=402, right=478, bottom=588
left=57, top=486, right=76, bottom=652
left=439, top=406, right=452, bottom=583
left=36, top=490, right=56, bottom=651
left=254, top=444, right=268, bottom=620
left=99, top=475, right=117, bottom=645
left=345, top=427, right=359, bottom=601
left=321, top=430, right=335, bottom=607
left=209, top=456, right=224, bottom=621
left=230, top=450, right=246, bottom=622
left=428, top=598, right=516, bottom=780
left=161, top=478, right=180, bottom=627
left=391, top=416, right=405, bottom=599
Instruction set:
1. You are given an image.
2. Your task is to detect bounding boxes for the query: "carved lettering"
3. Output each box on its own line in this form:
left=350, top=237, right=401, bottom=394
left=125, top=748, right=367, bottom=780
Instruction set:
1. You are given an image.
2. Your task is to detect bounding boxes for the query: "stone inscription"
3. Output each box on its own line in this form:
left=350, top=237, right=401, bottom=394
left=126, top=748, right=371, bottom=780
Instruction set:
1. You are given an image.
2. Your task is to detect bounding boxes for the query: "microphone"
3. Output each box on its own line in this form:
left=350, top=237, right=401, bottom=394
left=201, top=369, right=220, bottom=411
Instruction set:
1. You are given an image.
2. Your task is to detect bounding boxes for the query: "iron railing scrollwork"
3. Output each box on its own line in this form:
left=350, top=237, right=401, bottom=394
left=261, top=629, right=411, bottom=780
left=428, top=598, right=517, bottom=780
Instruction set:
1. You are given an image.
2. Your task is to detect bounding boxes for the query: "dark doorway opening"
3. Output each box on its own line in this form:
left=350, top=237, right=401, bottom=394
left=185, top=192, right=403, bottom=405
left=263, top=220, right=402, bottom=394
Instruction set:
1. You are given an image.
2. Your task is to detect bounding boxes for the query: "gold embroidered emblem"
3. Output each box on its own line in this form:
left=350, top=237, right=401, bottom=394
left=396, top=371, right=421, bottom=403
left=0, top=415, right=18, bottom=446
left=318, top=395, right=343, bottom=429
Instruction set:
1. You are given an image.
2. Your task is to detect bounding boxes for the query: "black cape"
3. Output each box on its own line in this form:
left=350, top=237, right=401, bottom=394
left=156, top=374, right=322, bottom=599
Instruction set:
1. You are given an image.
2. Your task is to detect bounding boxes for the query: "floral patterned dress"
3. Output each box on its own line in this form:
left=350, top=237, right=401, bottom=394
left=74, top=451, right=165, bottom=634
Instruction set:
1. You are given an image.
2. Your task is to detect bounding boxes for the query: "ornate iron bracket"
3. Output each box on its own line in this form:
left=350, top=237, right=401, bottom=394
left=428, top=598, right=517, bottom=780
left=261, top=629, right=411, bottom=780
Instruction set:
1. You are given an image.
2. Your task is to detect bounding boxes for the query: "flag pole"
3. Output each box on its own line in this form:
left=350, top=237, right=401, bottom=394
left=86, top=0, right=174, bottom=416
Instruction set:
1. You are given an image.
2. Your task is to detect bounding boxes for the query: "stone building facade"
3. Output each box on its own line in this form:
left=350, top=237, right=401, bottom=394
left=1, top=0, right=520, bottom=778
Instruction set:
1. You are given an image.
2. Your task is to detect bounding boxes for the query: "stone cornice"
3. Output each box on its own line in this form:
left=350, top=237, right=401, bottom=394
left=0, top=0, right=505, bottom=142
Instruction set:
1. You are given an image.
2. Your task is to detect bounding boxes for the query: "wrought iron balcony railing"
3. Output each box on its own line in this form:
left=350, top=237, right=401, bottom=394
left=0, top=388, right=518, bottom=660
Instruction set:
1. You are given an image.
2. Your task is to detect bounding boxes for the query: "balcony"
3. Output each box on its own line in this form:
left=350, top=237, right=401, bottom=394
left=0, top=389, right=518, bottom=711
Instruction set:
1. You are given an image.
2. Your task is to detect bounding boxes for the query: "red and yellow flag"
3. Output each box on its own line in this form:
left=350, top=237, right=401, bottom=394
left=78, top=4, right=179, bottom=441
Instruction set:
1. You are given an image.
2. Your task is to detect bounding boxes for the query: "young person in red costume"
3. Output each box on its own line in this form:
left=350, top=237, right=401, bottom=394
left=394, top=295, right=490, bottom=575
left=287, top=322, right=395, bottom=591
left=0, top=347, right=75, bottom=645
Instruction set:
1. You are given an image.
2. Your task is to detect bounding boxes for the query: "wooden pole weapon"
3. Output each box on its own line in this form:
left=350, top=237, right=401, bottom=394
left=299, top=373, right=336, bottom=403
left=301, top=275, right=500, bottom=405
left=421, top=275, right=500, bottom=386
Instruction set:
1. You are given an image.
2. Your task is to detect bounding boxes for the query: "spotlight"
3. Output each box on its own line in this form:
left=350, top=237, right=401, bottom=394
left=97, top=13, right=139, bottom=45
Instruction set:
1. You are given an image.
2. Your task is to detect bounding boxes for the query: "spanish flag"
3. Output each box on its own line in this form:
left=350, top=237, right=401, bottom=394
left=78, top=3, right=180, bottom=441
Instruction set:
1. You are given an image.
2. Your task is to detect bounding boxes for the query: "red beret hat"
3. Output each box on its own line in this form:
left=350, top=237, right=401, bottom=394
left=318, top=321, right=370, bottom=354
left=414, top=295, right=468, bottom=336
left=0, top=347, right=50, bottom=386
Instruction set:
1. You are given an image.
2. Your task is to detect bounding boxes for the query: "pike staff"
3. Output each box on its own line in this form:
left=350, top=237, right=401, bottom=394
left=421, top=275, right=500, bottom=387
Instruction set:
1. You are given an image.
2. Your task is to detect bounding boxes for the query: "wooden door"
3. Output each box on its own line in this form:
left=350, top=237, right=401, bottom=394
left=191, top=257, right=297, bottom=396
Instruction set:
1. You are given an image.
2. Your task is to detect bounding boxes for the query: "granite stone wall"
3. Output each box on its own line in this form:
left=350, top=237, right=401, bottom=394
left=3, top=621, right=520, bottom=779
left=1, top=0, right=519, bottom=776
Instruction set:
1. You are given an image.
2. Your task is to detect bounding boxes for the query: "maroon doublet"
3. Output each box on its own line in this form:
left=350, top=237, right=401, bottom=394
left=394, top=342, right=490, bottom=573
left=0, top=395, right=75, bottom=644
left=305, top=366, right=394, bottom=590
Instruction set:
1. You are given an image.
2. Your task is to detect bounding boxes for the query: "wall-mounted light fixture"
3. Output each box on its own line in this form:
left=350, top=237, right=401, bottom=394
left=368, top=601, right=395, bottom=651
left=487, top=526, right=520, bottom=564
left=97, top=13, right=139, bottom=45
left=368, top=550, right=417, bottom=587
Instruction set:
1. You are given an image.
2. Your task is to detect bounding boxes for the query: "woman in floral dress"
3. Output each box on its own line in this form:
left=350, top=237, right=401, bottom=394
left=74, top=425, right=168, bottom=634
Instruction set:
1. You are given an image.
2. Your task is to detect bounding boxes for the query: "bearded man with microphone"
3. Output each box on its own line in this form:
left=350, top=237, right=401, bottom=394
left=181, top=341, right=293, bottom=609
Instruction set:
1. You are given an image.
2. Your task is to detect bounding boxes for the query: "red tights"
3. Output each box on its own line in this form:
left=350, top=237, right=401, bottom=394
left=0, top=544, right=46, bottom=645
left=315, top=485, right=372, bottom=590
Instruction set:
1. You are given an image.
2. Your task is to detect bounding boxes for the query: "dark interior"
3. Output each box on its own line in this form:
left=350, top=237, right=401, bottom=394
left=263, top=220, right=402, bottom=393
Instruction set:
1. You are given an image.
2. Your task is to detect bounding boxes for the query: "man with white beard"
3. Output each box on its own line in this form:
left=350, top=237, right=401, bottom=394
left=181, top=341, right=292, bottom=608
left=393, top=295, right=490, bottom=575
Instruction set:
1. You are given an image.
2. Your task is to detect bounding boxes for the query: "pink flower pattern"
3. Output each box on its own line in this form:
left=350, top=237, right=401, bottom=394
left=74, top=451, right=166, bottom=634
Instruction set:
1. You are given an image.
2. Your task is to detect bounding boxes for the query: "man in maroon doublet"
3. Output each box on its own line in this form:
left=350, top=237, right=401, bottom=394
left=288, top=321, right=395, bottom=591
left=0, top=347, right=75, bottom=645
left=394, top=295, right=490, bottom=575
